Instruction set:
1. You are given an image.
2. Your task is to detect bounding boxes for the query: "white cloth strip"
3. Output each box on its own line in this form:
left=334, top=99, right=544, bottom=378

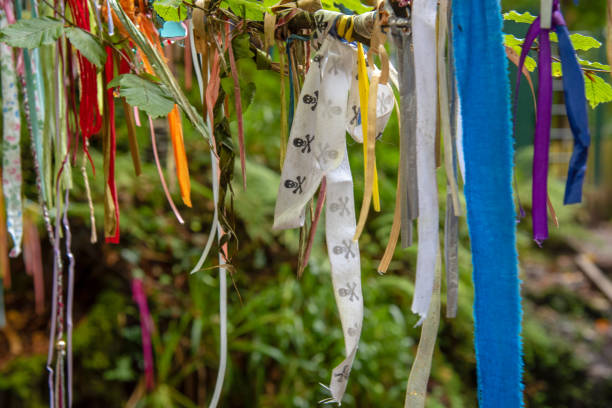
left=411, top=0, right=440, bottom=325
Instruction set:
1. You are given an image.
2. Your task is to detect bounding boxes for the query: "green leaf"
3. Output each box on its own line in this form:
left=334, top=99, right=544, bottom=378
left=508, top=44, right=536, bottom=72
left=503, top=34, right=523, bottom=48
left=232, top=34, right=254, bottom=60
left=578, top=58, right=610, bottom=71
left=153, top=0, right=189, bottom=22
left=569, top=33, right=601, bottom=51
left=321, top=0, right=370, bottom=14
left=504, top=34, right=608, bottom=74
left=503, top=10, right=537, bottom=24
left=552, top=62, right=562, bottom=78
left=0, top=17, right=64, bottom=49
left=221, top=58, right=257, bottom=117
left=221, top=0, right=267, bottom=20
left=117, top=74, right=176, bottom=118
left=549, top=32, right=601, bottom=51
left=65, top=27, right=106, bottom=68
left=106, top=74, right=123, bottom=89
left=503, top=36, right=536, bottom=72
left=584, top=73, right=612, bottom=108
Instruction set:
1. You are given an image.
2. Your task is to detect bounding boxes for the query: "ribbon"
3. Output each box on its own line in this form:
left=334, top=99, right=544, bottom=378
left=411, top=0, right=439, bottom=325
left=132, top=278, right=155, bottom=390
left=390, top=13, right=418, bottom=249
left=404, top=245, right=441, bottom=407
left=0, top=170, right=9, bottom=290
left=515, top=1, right=590, bottom=243
left=442, top=1, right=461, bottom=318
left=15, top=0, right=48, bottom=213
left=104, top=47, right=120, bottom=243
left=0, top=1, right=24, bottom=257
left=189, top=13, right=227, bottom=408
left=438, top=0, right=461, bottom=217
left=453, top=0, right=523, bottom=406
left=356, top=43, right=381, bottom=213
left=67, top=0, right=102, bottom=154
left=534, top=22, right=552, bottom=245
left=273, top=30, right=393, bottom=403
left=168, top=105, right=192, bottom=207
left=554, top=11, right=590, bottom=205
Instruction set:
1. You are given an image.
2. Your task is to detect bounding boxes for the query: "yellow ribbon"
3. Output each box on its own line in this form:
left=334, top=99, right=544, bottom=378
left=356, top=43, right=380, bottom=211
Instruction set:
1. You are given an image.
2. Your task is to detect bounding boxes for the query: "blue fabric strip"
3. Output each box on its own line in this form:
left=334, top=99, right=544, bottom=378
left=452, top=1, right=523, bottom=406
left=555, top=24, right=590, bottom=205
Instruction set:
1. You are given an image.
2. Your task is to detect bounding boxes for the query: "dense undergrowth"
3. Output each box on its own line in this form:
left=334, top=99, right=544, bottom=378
left=0, top=59, right=610, bottom=407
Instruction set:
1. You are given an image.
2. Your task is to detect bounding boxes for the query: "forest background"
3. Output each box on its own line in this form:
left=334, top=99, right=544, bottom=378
left=1, top=0, right=612, bottom=407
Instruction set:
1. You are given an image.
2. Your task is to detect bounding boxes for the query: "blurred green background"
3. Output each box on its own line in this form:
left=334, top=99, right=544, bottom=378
left=1, top=1, right=612, bottom=407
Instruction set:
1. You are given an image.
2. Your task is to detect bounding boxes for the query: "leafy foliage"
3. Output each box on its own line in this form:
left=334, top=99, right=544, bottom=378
left=550, top=32, right=602, bottom=51
left=65, top=27, right=107, bottom=68
left=578, top=58, right=610, bottom=71
left=0, top=18, right=106, bottom=69
left=504, top=35, right=537, bottom=72
left=0, top=17, right=64, bottom=49
left=584, top=73, right=612, bottom=108
left=504, top=10, right=537, bottom=24
left=221, top=0, right=268, bottom=20
left=503, top=10, right=612, bottom=108
left=115, top=74, right=176, bottom=118
left=153, top=0, right=190, bottom=22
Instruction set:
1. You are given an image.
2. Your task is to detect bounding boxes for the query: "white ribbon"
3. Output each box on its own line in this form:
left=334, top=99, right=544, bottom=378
left=411, top=0, right=439, bottom=324
left=273, top=35, right=392, bottom=403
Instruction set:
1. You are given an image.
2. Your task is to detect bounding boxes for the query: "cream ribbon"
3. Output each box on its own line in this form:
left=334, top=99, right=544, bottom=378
left=411, top=0, right=439, bottom=325
left=273, top=34, right=393, bottom=403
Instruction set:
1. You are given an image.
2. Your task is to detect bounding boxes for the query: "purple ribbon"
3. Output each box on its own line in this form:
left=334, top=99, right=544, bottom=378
left=132, top=278, right=155, bottom=391
left=514, top=0, right=590, bottom=244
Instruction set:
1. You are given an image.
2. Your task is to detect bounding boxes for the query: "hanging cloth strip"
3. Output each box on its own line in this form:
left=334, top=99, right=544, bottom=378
left=0, top=1, right=24, bottom=257
left=453, top=0, right=523, bottom=406
left=15, top=1, right=52, bottom=247
left=389, top=10, right=418, bottom=249
left=67, top=0, right=102, bottom=155
left=438, top=0, right=461, bottom=319
left=515, top=0, right=590, bottom=244
left=411, top=0, right=439, bottom=325
left=273, top=29, right=393, bottom=403
left=132, top=278, right=155, bottom=391
left=103, top=47, right=120, bottom=243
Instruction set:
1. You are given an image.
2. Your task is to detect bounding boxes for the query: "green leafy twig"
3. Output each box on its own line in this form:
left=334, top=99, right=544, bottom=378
left=108, top=0, right=212, bottom=148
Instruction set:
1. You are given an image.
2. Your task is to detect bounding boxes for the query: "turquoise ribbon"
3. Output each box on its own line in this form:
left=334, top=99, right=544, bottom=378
left=452, top=1, right=523, bottom=406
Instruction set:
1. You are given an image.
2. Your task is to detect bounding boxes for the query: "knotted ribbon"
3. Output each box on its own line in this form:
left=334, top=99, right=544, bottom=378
left=273, top=26, right=393, bottom=402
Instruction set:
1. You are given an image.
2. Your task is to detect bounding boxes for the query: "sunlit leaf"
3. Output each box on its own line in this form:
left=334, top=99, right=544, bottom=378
left=503, top=10, right=537, bottom=24
left=578, top=58, right=610, bottom=71
left=552, top=62, right=562, bottom=78
left=221, top=0, right=267, bottom=20
left=584, top=73, right=612, bottom=108
left=153, top=0, right=189, bottom=22
left=549, top=32, right=601, bottom=51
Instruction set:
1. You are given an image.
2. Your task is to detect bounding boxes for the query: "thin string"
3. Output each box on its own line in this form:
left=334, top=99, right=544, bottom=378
left=148, top=116, right=185, bottom=225
left=62, top=187, right=75, bottom=408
